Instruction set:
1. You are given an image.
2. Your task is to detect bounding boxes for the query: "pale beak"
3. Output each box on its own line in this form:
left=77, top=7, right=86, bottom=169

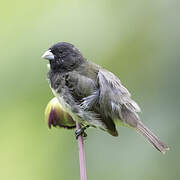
left=41, top=50, right=54, bottom=60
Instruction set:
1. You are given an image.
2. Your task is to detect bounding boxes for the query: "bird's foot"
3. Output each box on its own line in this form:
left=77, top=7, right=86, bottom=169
left=75, top=125, right=90, bottom=140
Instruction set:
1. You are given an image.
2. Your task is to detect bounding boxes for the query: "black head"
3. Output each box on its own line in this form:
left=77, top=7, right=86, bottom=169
left=42, top=42, right=84, bottom=72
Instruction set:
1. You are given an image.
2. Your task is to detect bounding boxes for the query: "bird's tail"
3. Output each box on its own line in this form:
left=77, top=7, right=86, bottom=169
left=121, top=107, right=169, bottom=154
left=136, top=121, right=169, bottom=154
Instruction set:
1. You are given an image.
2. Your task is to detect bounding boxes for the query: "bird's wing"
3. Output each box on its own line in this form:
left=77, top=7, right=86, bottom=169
left=65, top=71, right=97, bottom=101
left=97, top=68, right=141, bottom=121
left=64, top=71, right=118, bottom=135
left=63, top=71, right=106, bottom=128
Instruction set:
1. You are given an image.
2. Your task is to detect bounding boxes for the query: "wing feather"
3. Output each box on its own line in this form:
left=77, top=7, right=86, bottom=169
left=98, top=69, right=141, bottom=120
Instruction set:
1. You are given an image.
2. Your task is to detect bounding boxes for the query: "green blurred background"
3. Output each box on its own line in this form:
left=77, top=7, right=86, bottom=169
left=0, top=0, right=179, bottom=179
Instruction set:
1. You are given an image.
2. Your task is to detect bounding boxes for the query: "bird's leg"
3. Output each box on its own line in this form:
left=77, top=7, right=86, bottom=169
left=75, top=125, right=90, bottom=139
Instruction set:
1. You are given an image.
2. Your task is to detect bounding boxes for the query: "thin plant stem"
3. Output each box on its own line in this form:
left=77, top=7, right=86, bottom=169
left=76, top=122, right=87, bottom=180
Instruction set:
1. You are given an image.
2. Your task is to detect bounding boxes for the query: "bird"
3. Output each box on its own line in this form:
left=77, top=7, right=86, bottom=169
left=42, top=42, right=169, bottom=153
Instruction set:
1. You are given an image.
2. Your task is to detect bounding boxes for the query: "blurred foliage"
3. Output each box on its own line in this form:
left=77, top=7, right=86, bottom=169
left=0, top=0, right=180, bottom=180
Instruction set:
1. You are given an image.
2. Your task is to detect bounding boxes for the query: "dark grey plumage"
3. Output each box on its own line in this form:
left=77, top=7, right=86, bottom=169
left=42, top=42, right=169, bottom=153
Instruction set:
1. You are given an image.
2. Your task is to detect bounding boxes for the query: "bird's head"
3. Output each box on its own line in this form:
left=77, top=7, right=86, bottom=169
left=42, top=42, right=84, bottom=72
